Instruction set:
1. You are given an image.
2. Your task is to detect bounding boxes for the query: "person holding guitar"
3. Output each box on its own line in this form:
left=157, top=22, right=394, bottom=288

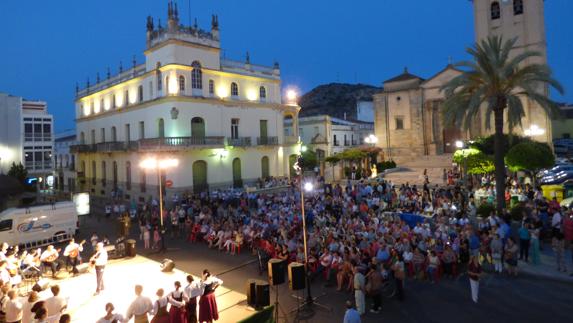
left=91, top=242, right=108, bottom=296
left=63, top=238, right=85, bottom=275
left=40, top=245, right=60, bottom=278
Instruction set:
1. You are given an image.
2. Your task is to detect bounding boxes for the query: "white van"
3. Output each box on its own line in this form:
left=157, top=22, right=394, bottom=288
left=0, top=201, right=79, bottom=248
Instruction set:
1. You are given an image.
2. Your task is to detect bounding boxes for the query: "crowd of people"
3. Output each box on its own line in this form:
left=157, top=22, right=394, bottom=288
left=126, top=172, right=572, bottom=319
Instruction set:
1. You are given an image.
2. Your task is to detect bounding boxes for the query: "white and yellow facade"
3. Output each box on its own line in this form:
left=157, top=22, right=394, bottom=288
left=73, top=3, right=300, bottom=201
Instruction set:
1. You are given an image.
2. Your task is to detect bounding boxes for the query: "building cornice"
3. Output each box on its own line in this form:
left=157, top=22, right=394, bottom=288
left=76, top=95, right=293, bottom=123
left=76, top=63, right=280, bottom=102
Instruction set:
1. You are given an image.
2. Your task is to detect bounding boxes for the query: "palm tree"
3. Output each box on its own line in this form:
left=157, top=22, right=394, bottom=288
left=442, top=36, right=563, bottom=215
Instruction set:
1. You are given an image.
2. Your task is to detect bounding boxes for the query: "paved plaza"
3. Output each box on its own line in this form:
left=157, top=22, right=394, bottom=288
left=75, top=212, right=573, bottom=323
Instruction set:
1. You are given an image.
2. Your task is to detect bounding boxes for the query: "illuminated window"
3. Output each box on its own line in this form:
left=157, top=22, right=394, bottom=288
left=138, top=85, right=144, bottom=102
left=126, top=161, right=131, bottom=191
left=491, top=2, right=501, bottom=20
left=259, top=86, right=266, bottom=99
left=156, top=62, right=162, bottom=91
left=208, top=80, right=214, bottom=95
left=513, top=0, right=523, bottom=15
left=191, top=61, right=203, bottom=89
left=231, top=82, right=239, bottom=97
left=179, top=75, right=186, bottom=92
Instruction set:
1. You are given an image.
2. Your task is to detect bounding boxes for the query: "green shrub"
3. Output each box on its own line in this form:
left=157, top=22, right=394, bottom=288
left=377, top=160, right=397, bottom=171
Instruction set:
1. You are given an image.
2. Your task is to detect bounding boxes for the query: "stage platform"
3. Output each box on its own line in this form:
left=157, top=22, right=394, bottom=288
left=34, top=255, right=253, bottom=322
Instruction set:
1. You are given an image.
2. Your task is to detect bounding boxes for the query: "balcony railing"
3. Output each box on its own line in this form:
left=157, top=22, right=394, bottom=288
left=70, top=144, right=96, bottom=153
left=227, top=137, right=252, bottom=147
left=25, top=134, right=52, bottom=142
left=334, top=140, right=340, bottom=146
left=257, top=136, right=279, bottom=146
left=284, top=136, right=299, bottom=145
left=344, top=140, right=350, bottom=146
left=24, top=161, right=52, bottom=170
left=139, top=136, right=225, bottom=151
left=73, top=137, right=226, bottom=153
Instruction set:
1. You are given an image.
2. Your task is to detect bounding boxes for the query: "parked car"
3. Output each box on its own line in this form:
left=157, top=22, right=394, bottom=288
left=541, top=171, right=573, bottom=185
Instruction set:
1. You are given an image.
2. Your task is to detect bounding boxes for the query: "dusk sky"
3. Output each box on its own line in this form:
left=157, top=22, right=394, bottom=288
left=1, top=0, right=571, bottom=132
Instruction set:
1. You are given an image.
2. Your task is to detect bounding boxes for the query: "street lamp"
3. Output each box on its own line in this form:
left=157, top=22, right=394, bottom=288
left=292, top=157, right=329, bottom=318
left=286, top=89, right=298, bottom=104
left=454, top=141, right=468, bottom=186
left=139, top=157, right=179, bottom=230
left=364, top=134, right=378, bottom=146
left=524, top=124, right=545, bottom=137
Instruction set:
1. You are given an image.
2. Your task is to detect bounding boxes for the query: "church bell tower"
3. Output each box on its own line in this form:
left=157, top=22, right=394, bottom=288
left=472, top=0, right=551, bottom=143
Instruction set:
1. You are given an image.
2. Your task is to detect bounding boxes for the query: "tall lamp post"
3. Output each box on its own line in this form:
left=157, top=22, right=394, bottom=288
left=139, top=157, right=178, bottom=249
left=455, top=140, right=467, bottom=186
left=293, top=156, right=329, bottom=317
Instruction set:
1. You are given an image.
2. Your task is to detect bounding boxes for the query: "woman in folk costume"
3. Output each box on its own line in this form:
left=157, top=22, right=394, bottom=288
left=150, top=288, right=170, bottom=323
left=198, top=269, right=223, bottom=323
left=168, top=281, right=186, bottom=323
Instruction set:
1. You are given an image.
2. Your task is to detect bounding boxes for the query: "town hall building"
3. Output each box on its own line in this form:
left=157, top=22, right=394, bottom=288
left=72, top=2, right=300, bottom=201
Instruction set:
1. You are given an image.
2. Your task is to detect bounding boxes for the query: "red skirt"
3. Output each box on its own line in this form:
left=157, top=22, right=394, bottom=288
left=169, top=305, right=187, bottom=323
left=198, top=293, right=219, bottom=322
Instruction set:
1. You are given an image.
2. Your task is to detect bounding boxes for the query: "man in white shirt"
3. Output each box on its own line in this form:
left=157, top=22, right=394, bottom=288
left=63, top=238, right=84, bottom=275
left=40, top=245, right=60, bottom=277
left=3, top=290, right=22, bottom=323
left=45, top=285, right=67, bottom=317
left=126, top=285, right=152, bottom=323
left=183, top=275, right=204, bottom=323
left=92, top=242, right=108, bottom=295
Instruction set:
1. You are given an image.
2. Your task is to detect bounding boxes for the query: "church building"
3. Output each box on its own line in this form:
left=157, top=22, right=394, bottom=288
left=374, top=0, right=552, bottom=163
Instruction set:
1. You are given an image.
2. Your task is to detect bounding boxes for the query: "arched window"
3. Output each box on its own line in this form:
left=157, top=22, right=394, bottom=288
left=232, top=158, right=242, bottom=188
left=156, top=62, right=162, bottom=91
left=126, top=161, right=131, bottom=190
left=191, top=117, right=205, bottom=139
left=80, top=132, right=85, bottom=144
left=191, top=61, right=203, bottom=89
left=158, top=118, right=165, bottom=138
left=101, top=161, right=106, bottom=187
left=261, top=156, right=270, bottom=179
left=208, top=80, right=215, bottom=95
left=112, top=161, right=118, bottom=189
left=513, top=0, right=523, bottom=15
left=259, top=86, right=266, bottom=100
left=491, top=1, right=501, bottom=20
left=91, top=161, right=97, bottom=185
left=179, top=75, right=186, bottom=92
left=231, top=82, right=239, bottom=97
left=111, top=126, right=117, bottom=142
left=192, top=160, right=208, bottom=193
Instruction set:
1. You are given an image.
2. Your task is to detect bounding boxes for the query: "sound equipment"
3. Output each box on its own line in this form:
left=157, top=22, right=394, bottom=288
left=125, top=239, right=136, bottom=257
left=288, top=262, right=306, bottom=291
left=160, top=259, right=175, bottom=272
left=255, top=281, right=270, bottom=308
left=32, top=279, right=49, bottom=292
left=267, top=258, right=286, bottom=286
left=76, top=263, right=90, bottom=274
left=246, top=279, right=257, bottom=307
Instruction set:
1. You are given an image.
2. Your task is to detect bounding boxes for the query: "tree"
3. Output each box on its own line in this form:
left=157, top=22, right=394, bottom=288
left=470, top=134, right=531, bottom=156
left=325, top=155, right=340, bottom=182
left=7, top=162, right=27, bottom=184
left=453, top=148, right=495, bottom=175
left=505, top=141, right=554, bottom=186
left=442, top=36, right=563, bottom=215
left=301, top=150, right=318, bottom=171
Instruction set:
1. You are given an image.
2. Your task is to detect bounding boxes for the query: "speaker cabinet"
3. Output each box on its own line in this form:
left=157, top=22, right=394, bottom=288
left=255, top=280, right=270, bottom=308
left=267, top=258, right=286, bottom=286
left=76, top=263, right=90, bottom=274
left=246, top=279, right=257, bottom=307
left=288, top=262, right=306, bottom=291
